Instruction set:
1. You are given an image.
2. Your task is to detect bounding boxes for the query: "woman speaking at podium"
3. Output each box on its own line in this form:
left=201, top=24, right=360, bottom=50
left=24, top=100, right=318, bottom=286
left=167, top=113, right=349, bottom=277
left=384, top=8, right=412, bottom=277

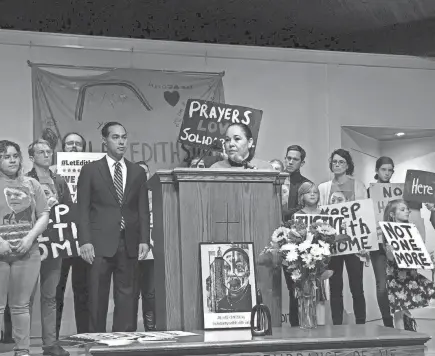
left=211, top=123, right=273, bottom=170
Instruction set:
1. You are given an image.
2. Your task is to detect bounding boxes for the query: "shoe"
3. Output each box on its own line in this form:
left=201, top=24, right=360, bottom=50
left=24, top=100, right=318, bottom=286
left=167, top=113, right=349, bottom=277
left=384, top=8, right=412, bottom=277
left=383, top=316, right=394, bottom=328
left=43, top=344, right=70, bottom=356
left=14, top=349, right=30, bottom=356
left=144, top=311, right=157, bottom=331
left=403, top=314, right=417, bottom=332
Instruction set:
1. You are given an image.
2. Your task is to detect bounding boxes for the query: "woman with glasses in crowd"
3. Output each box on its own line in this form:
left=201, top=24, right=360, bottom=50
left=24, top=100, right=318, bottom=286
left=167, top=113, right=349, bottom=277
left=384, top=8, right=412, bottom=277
left=318, top=148, right=367, bottom=326
left=0, top=140, right=49, bottom=356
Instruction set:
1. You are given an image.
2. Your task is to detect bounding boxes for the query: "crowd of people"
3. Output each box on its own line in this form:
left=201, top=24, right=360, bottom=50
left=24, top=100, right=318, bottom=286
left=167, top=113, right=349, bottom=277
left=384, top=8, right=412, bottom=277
left=1, top=121, right=435, bottom=356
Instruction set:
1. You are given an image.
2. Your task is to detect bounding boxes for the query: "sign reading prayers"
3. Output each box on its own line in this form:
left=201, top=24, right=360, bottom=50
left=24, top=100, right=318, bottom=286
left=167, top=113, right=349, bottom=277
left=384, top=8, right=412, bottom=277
left=319, top=199, right=378, bottom=255
left=57, top=152, right=106, bottom=203
left=403, top=170, right=435, bottom=203
left=177, top=99, right=262, bottom=151
left=38, top=203, right=80, bottom=260
left=379, top=222, right=433, bottom=270
left=293, top=214, right=344, bottom=232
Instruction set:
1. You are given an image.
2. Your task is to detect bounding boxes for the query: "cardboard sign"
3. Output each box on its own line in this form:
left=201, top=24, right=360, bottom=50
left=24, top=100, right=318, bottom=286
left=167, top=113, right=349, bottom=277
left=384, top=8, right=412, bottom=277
left=177, top=99, right=262, bottom=151
left=57, top=152, right=106, bottom=203
left=379, top=222, right=433, bottom=270
left=38, top=203, right=80, bottom=260
left=369, top=183, right=426, bottom=243
left=319, top=199, right=378, bottom=256
left=403, top=170, right=435, bottom=203
left=293, top=214, right=344, bottom=232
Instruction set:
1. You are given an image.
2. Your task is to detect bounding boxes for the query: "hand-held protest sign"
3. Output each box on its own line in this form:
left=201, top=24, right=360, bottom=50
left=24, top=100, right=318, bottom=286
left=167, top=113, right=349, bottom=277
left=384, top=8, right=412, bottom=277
left=369, top=183, right=426, bottom=243
left=57, top=152, right=106, bottom=203
left=379, top=221, right=434, bottom=270
left=403, top=170, right=435, bottom=204
left=38, top=203, right=80, bottom=260
left=319, top=199, right=378, bottom=256
left=177, top=99, right=263, bottom=152
left=293, top=214, right=345, bottom=232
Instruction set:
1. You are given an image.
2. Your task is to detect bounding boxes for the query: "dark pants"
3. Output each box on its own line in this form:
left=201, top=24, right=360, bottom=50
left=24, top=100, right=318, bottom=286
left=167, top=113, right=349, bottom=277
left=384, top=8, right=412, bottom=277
left=88, top=235, right=138, bottom=332
left=2, top=304, right=12, bottom=340
left=133, top=260, right=155, bottom=330
left=329, top=254, right=366, bottom=325
left=56, top=257, right=90, bottom=338
left=370, top=247, right=393, bottom=327
left=283, top=268, right=299, bottom=326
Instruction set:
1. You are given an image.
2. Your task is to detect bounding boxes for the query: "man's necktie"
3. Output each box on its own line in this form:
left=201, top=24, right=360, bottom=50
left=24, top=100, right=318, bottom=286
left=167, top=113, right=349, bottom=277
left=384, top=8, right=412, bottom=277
left=114, top=162, right=125, bottom=230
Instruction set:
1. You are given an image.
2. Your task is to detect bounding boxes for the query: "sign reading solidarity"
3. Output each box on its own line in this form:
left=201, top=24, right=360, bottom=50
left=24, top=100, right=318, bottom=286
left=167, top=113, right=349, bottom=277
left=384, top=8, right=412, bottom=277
left=319, top=199, right=378, bottom=256
left=379, top=221, right=433, bottom=269
left=177, top=99, right=262, bottom=152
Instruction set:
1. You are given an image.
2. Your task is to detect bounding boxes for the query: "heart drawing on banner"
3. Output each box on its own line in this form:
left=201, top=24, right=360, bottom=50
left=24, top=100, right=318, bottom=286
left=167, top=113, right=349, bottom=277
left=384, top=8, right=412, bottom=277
left=164, top=91, right=180, bottom=107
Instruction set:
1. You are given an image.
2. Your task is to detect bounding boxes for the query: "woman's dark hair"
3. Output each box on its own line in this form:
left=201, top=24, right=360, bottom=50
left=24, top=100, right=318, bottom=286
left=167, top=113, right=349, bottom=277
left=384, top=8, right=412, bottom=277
left=62, top=132, right=87, bottom=151
left=226, top=123, right=255, bottom=161
left=374, top=156, right=394, bottom=180
left=329, top=148, right=354, bottom=176
left=0, top=140, right=23, bottom=176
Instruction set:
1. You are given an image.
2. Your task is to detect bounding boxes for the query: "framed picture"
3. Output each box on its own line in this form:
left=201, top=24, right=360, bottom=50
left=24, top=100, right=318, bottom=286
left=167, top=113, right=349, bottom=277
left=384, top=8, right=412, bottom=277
left=200, top=242, right=257, bottom=329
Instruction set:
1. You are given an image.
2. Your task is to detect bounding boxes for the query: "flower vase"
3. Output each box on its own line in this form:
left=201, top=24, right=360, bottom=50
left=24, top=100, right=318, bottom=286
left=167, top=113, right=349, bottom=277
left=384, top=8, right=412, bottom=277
left=298, top=279, right=317, bottom=329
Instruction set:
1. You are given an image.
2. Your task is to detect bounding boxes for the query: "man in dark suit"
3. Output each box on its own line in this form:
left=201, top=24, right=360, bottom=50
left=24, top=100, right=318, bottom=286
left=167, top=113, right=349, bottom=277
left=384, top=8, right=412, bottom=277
left=77, top=122, right=150, bottom=332
left=281, top=145, right=311, bottom=327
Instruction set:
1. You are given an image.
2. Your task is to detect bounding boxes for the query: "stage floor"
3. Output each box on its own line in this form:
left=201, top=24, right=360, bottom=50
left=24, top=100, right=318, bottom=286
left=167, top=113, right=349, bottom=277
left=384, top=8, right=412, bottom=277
left=1, top=323, right=434, bottom=356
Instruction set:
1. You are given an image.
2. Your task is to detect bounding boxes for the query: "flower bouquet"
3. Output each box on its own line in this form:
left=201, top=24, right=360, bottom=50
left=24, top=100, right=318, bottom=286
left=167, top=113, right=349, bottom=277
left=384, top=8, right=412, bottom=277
left=261, top=219, right=338, bottom=328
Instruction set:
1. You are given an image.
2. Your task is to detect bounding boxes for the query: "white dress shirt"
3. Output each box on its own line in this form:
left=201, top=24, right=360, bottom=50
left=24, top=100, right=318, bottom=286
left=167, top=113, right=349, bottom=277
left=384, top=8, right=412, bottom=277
left=106, top=155, right=127, bottom=192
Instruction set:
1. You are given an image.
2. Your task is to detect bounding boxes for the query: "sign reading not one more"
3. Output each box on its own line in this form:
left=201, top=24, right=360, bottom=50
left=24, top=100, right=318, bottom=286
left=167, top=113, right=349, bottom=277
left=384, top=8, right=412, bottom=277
left=379, top=222, right=433, bottom=270
left=403, top=170, right=435, bottom=203
left=177, top=99, right=262, bottom=151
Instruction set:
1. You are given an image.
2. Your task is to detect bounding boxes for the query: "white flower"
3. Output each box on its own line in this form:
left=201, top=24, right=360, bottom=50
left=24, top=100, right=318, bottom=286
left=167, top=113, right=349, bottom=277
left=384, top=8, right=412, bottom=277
left=397, top=291, right=407, bottom=300
left=310, top=244, right=324, bottom=258
left=316, top=224, right=337, bottom=236
left=301, top=253, right=313, bottom=265
left=285, top=249, right=299, bottom=263
left=281, top=243, right=297, bottom=251
left=271, top=227, right=290, bottom=243
left=412, top=295, right=422, bottom=303
left=291, top=270, right=302, bottom=281
left=298, top=240, right=311, bottom=252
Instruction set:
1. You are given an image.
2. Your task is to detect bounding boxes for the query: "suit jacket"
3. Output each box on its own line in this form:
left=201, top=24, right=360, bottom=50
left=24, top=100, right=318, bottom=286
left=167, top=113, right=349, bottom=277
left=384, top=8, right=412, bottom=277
left=282, top=170, right=311, bottom=221
left=76, top=157, right=150, bottom=258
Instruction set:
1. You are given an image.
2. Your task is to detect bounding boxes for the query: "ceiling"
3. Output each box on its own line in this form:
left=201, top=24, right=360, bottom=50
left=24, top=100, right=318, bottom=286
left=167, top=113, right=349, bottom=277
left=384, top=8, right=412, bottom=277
left=343, top=126, right=435, bottom=141
left=1, top=0, right=435, bottom=55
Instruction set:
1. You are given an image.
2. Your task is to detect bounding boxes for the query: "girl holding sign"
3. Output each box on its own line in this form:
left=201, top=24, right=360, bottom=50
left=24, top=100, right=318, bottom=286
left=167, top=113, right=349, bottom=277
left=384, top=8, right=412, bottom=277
left=383, top=199, right=435, bottom=331
left=294, top=182, right=329, bottom=325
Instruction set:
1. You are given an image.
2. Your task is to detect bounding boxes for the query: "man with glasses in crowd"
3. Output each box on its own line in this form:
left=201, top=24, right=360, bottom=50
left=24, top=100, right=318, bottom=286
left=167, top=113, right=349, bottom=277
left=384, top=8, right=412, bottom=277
left=55, top=132, right=90, bottom=339
left=27, top=139, right=72, bottom=356
left=282, top=145, right=311, bottom=327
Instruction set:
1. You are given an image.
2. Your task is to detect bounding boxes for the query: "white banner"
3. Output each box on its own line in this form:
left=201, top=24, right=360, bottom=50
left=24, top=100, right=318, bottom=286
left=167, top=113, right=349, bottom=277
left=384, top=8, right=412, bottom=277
left=379, top=221, right=434, bottom=270
left=319, top=199, right=378, bottom=255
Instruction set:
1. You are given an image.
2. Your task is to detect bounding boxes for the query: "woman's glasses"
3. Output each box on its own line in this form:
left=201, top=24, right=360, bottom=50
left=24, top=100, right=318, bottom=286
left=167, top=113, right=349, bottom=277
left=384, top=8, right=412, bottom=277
left=332, top=160, right=347, bottom=166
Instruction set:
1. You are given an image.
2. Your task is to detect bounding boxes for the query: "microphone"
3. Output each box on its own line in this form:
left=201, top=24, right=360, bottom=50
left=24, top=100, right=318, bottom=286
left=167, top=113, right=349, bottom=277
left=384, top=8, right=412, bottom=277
left=192, top=140, right=222, bottom=168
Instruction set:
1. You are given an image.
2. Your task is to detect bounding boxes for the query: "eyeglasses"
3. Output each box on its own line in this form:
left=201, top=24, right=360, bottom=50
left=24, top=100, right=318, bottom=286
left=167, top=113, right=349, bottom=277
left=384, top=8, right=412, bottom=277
left=35, top=150, right=53, bottom=156
left=65, top=141, right=83, bottom=147
left=332, top=160, right=347, bottom=166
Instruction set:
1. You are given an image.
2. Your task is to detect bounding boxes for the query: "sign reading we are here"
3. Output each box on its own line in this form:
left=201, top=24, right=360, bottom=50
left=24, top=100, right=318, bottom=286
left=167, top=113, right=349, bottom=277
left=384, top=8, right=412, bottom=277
left=403, top=170, right=435, bottom=203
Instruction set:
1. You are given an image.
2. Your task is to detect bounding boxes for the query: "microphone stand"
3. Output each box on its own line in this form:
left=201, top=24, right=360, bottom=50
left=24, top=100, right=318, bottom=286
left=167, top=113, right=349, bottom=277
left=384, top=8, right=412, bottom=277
left=192, top=142, right=222, bottom=168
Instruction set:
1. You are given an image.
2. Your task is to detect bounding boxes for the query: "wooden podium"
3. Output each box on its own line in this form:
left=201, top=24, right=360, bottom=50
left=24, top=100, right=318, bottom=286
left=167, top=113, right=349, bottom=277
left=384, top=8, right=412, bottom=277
left=148, top=168, right=287, bottom=331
